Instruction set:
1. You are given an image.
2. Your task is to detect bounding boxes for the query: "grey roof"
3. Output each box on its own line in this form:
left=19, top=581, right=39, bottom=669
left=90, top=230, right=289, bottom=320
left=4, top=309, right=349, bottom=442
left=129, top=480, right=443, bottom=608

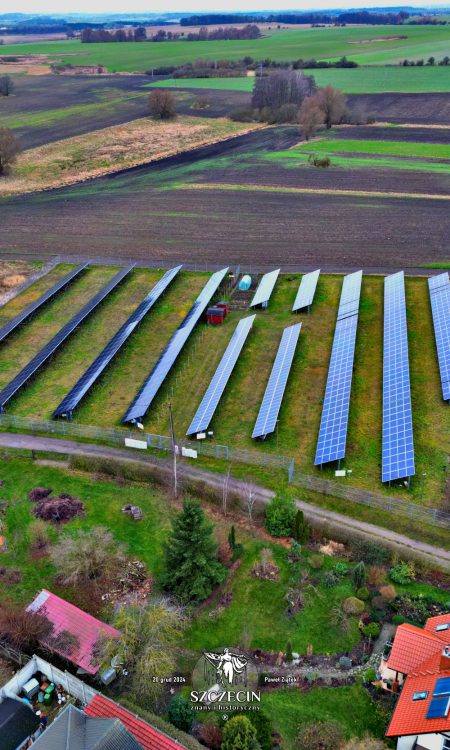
left=0, top=696, right=40, bottom=750
left=32, top=704, right=143, bottom=750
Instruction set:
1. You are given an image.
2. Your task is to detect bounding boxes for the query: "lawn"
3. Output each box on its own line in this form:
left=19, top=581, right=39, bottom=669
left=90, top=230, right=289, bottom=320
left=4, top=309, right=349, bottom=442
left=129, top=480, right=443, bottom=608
left=153, top=65, right=450, bottom=94
left=0, top=116, right=259, bottom=198
left=1, top=25, right=450, bottom=70
left=294, top=138, right=450, bottom=160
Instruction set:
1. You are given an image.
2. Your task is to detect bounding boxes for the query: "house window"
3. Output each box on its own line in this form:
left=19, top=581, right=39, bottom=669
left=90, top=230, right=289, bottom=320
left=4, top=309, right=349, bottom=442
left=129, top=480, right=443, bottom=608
left=436, top=624, right=450, bottom=633
left=441, top=736, right=450, bottom=750
left=412, top=691, right=429, bottom=701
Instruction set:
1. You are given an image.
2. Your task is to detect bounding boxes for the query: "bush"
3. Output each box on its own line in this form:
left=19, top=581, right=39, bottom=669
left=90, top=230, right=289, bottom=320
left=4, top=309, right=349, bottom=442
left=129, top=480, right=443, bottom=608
left=297, top=720, right=345, bottom=750
left=333, top=562, right=349, bottom=577
left=343, top=597, right=365, bottom=615
left=197, top=723, right=222, bottom=749
left=221, top=715, right=260, bottom=750
left=149, top=89, right=176, bottom=119
left=323, top=571, right=338, bottom=588
left=351, top=561, right=366, bottom=589
left=349, top=539, right=391, bottom=566
left=367, top=566, right=387, bottom=587
left=309, top=553, right=325, bottom=569
left=372, top=595, right=388, bottom=611
left=264, top=493, right=296, bottom=537
left=356, top=587, right=369, bottom=601
left=379, top=585, right=396, bottom=602
left=248, top=710, right=273, bottom=750
left=28, top=487, right=52, bottom=502
left=229, top=106, right=256, bottom=122
left=0, top=607, right=53, bottom=651
left=392, top=614, right=405, bottom=625
left=338, top=656, right=353, bottom=670
left=364, top=667, right=377, bottom=683
left=232, top=543, right=244, bottom=561
left=361, top=622, right=381, bottom=639
left=167, top=696, right=193, bottom=733
left=389, top=561, right=416, bottom=584
left=292, top=509, right=310, bottom=544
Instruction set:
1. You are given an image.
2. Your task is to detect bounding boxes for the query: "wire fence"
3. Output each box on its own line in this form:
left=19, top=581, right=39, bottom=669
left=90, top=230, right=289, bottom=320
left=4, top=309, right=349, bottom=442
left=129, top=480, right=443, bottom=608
left=0, top=414, right=448, bottom=530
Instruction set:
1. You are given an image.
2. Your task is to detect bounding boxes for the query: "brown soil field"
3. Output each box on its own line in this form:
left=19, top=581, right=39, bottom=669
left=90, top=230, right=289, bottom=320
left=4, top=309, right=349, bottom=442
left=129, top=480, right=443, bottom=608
left=347, top=93, right=450, bottom=124
left=337, top=125, right=450, bottom=143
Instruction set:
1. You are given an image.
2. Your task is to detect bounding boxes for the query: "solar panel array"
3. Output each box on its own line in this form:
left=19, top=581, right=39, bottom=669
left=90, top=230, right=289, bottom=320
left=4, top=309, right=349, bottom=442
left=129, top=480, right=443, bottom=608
left=382, top=271, right=415, bottom=483
left=250, top=269, right=280, bottom=308
left=0, top=264, right=88, bottom=345
left=314, top=270, right=362, bottom=467
left=0, top=265, right=133, bottom=412
left=252, top=323, right=301, bottom=439
left=53, top=266, right=182, bottom=419
left=428, top=272, right=450, bottom=402
left=122, top=267, right=229, bottom=425
left=292, top=270, right=320, bottom=312
left=187, top=315, right=255, bottom=436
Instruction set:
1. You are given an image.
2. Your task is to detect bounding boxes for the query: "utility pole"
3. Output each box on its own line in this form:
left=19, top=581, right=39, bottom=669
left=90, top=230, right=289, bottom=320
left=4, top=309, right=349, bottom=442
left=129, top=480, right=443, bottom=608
left=167, top=402, right=178, bottom=497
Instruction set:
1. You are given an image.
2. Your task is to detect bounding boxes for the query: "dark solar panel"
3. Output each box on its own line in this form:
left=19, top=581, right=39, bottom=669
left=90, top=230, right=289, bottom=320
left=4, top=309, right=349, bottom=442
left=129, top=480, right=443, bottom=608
left=426, top=696, right=450, bottom=719
left=252, top=323, right=301, bottom=439
left=428, top=272, right=450, bottom=402
left=52, top=266, right=181, bottom=419
left=434, top=677, right=450, bottom=697
left=250, top=269, right=280, bottom=308
left=0, top=264, right=88, bottom=345
left=382, top=271, right=415, bottom=483
left=122, top=267, right=229, bottom=425
left=0, top=266, right=133, bottom=412
left=187, top=315, right=255, bottom=436
left=292, top=269, right=320, bottom=312
left=314, top=271, right=362, bottom=467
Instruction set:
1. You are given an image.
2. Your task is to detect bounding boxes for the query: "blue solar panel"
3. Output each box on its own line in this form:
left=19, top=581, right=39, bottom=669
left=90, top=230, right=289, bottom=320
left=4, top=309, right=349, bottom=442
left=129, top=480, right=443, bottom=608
left=187, top=315, right=255, bottom=436
left=434, top=677, right=450, bottom=697
left=52, top=266, right=181, bottom=419
left=426, top=696, right=450, bottom=719
left=250, top=269, right=280, bottom=308
left=0, top=264, right=88, bottom=345
left=252, top=323, right=301, bottom=439
left=122, top=267, right=229, bottom=425
left=292, top=270, right=320, bottom=312
left=428, top=273, right=450, bottom=402
left=0, top=266, right=134, bottom=412
left=382, top=271, right=415, bottom=483
left=314, top=271, right=362, bottom=467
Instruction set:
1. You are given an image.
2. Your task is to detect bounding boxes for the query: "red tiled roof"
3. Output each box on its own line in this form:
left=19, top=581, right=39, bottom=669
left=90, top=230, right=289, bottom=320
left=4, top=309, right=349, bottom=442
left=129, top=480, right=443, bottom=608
left=27, top=590, right=121, bottom=675
left=424, top=614, right=450, bottom=638
left=386, top=668, right=450, bottom=737
left=386, top=623, right=445, bottom=675
left=85, top=695, right=185, bottom=750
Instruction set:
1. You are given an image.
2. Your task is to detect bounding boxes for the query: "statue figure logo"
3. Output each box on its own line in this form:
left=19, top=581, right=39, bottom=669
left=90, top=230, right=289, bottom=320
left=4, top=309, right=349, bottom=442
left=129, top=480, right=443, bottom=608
left=203, top=648, right=248, bottom=688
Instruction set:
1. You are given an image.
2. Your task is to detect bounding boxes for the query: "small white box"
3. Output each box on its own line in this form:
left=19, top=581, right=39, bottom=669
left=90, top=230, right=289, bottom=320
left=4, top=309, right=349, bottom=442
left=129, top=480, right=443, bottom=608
left=125, top=438, right=148, bottom=450
left=335, top=470, right=346, bottom=477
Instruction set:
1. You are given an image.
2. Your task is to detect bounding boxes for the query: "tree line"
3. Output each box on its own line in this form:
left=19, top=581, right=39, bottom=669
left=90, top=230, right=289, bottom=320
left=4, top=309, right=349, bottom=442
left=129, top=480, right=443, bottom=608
left=81, top=23, right=261, bottom=44
left=181, top=10, right=411, bottom=26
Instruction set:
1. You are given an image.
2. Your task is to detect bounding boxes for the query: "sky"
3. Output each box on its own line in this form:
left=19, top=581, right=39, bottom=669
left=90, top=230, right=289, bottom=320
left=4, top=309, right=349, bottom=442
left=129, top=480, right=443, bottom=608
left=5, top=0, right=447, bottom=14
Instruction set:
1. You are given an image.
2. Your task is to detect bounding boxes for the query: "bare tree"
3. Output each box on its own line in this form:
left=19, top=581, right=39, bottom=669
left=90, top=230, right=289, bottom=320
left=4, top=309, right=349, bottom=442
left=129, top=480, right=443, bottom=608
left=313, top=85, right=348, bottom=129
left=148, top=89, right=176, bottom=120
left=298, top=97, right=324, bottom=140
left=0, top=75, right=14, bottom=96
left=244, top=480, right=257, bottom=524
left=0, top=128, right=22, bottom=176
left=252, top=70, right=315, bottom=113
left=51, top=526, right=127, bottom=588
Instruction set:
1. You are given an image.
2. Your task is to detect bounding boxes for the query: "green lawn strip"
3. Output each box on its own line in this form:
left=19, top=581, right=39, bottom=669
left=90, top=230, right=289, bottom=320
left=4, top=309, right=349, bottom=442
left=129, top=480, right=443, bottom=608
left=0, top=266, right=118, bottom=391
left=10, top=269, right=163, bottom=418
left=0, top=263, right=76, bottom=329
left=294, top=138, right=450, bottom=160
left=262, top=684, right=386, bottom=750
left=152, top=65, right=450, bottom=94
left=264, top=149, right=450, bottom=175
left=2, top=26, right=450, bottom=71
left=421, top=263, right=450, bottom=269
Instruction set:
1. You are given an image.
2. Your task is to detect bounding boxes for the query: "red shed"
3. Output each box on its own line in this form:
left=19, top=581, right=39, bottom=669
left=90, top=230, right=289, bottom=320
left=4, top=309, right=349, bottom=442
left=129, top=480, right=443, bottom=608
left=207, top=307, right=225, bottom=325
left=216, top=301, right=229, bottom=316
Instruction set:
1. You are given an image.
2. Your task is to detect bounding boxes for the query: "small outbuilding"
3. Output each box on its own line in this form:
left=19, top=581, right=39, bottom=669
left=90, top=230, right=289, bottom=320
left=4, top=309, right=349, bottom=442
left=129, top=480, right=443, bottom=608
left=0, top=696, right=40, bottom=750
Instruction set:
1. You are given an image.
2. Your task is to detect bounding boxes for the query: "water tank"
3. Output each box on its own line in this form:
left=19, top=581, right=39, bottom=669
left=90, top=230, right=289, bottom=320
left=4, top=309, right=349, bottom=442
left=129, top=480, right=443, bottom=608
left=238, top=274, right=252, bottom=291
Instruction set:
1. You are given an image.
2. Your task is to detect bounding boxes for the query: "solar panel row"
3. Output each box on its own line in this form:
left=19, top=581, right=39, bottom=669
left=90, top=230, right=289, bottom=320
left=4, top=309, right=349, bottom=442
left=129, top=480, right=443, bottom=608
left=0, top=265, right=134, bottom=413
left=122, top=267, right=229, bottom=425
left=250, top=269, right=280, bottom=308
left=314, top=271, right=362, bottom=467
left=428, top=272, right=450, bottom=403
left=0, top=264, right=88, bottom=345
left=52, top=266, right=182, bottom=420
left=252, top=323, right=301, bottom=439
left=292, top=269, right=320, bottom=313
left=187, top=315, right=255, bottom=436
left=382, top=271, right=415, bottom=483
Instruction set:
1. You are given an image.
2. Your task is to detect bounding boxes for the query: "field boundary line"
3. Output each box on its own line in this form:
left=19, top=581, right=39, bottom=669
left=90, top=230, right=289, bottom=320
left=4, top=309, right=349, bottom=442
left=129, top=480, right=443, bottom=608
left=183, top=182, right=450, bottom=201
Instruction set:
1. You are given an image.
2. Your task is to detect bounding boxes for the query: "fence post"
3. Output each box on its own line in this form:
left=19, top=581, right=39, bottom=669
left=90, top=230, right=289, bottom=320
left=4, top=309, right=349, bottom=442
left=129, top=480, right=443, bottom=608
left=288, top=458, right=295, bottom=484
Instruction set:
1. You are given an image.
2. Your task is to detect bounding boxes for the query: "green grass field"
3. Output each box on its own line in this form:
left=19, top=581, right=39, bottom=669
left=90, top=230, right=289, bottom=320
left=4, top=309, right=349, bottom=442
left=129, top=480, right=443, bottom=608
left=2, top=24, right=450, bottom=70
left=0, top=267, right=447, bottom=507
left=153, top=65, right=450, bottom=94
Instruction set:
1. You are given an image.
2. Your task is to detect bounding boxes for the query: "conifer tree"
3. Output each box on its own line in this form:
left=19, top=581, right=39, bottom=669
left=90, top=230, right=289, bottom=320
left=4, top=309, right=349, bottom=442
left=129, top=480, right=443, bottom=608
left=222, top=716, right=261, bottom=750
left=228, top=525, right=236, bottom=551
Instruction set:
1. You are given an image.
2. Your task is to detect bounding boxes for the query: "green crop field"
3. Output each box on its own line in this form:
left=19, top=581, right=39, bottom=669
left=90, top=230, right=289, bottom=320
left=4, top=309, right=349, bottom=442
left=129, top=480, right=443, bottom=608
left=0, top=266, right=448, bottom=509
left=2, top=24, right=450, bottom=71
left=152, top=65, right=450, bottom=94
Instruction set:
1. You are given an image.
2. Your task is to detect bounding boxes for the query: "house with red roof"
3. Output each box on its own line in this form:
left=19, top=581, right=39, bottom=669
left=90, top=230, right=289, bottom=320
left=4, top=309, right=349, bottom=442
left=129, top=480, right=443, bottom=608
left=26, top=590, right=121, bottom=677
left=85, top=694, right=187, bottom=750
left=384, top=614, right=450, bottom=750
